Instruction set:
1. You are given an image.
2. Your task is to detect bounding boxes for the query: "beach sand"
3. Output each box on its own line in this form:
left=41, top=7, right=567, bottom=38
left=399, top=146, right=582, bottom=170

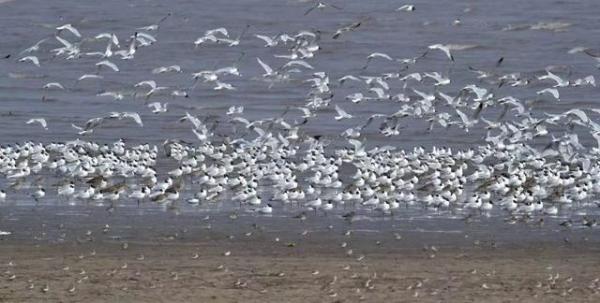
left=1, top=235, right=599, bottom=302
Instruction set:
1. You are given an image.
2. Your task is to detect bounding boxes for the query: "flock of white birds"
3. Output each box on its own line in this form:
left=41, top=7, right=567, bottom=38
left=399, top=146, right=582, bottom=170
left=2, top=2, right=600, bottom=228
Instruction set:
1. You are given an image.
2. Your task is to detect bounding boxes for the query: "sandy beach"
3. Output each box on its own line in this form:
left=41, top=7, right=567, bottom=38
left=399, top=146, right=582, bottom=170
left=1, top=231, right=599, bottom=302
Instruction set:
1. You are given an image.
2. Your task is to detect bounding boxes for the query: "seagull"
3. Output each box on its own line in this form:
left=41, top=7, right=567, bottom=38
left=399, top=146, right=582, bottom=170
left=255, top=204, right=273, bottom=214
left=255, top=34, right=279, bottom=47
left=257, top=57, right=277, bottom=77
left=152, top=65, right=182, bottom=74
left=304, top=2, right=342, bottom=16
left=396, top=4, right=415, bottom=11
left=363, top=52, right=394, bottom=69
left=213, top=81, right=236, bottom=90
left=332, top=20, right=363, bottom=39
left=21, top=38, right=48, bottom=54
left=135, top=80, right=168, bottom=98
left=428, top=44, right=454, bottom=61
left=137, top=12, right=171, bottom=31
left=455, top=109, right=478, bottom=132
left=216, top=25, right=250, bottom=47
left=97, top=91, right=124, bottom=100
left=538, top=70, right=569, bottom=87
left=96, top=60, right=119, bottom=72
left=423, top=72, right=450, bottom=86
left=537, top=88, right=560, bottom=100
left=283, top=60, right=314, bottom=70
left=334, top=104, right=353, bottom=120
left=148, top=102, right=168, bottom=113
left=94, top=33, right=120, bottom=47
left=297, top=107, right=315, bottom=118
left=72, top=117, right=105, bottom=135
left=43, top=82, right=65, bottom=90
left=56, top=24, right=81, bottom=38
left=226, top=106, right=244, bottom=115
left=26, top=118, right=48, bottom=130
left=194, top=28, right=228, bottom=47
left=108, top=112, right=144, bottom=127
left=18, top=56, right=40, bottom=67
left=78, top=74, right=104, bottom=81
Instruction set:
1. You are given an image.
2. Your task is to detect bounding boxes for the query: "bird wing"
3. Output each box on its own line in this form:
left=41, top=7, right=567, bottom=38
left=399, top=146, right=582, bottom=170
left=136, top=32, right=157, bottom=42
left=368, top=52, right=393, bottom=60
left=135, top=80, right=157, bottom=89
left=26, top=118, right=47, bottom=128
left=348, top=139, right=364, bottom=152
left=255, top=34, right=274, bottom=45
left=232, top=116, right=251, bottom=127
left=283, top=60, right=314, bottom=69
left=182, top=112, right=202, bottom=129
left=96, top=60, right=119, bottom=72
left=334, top=104, right=346, bottom=116
left=370, top=87, right=386, bottom=98
left=147, top=102, right=161, bottom=111
left=256, top=57, right=273, bottom=75
left=455, top=109, right=471, bottom=125
left=297, top=107, right=312, bottom=116
left=55, top=35, right=74, bottom=49
left=304, top=4, right=318, bottom=16
left=57, top=24, right=81, bottom=38
left=123, top=112, right=143, bottom=127
left=564, top=109, right=589, bottom=123
left=20, top=56, right=40, bottom=66
left=207, top=27, right=229, bottom=37
left=537, top=88, right=560, bottom=99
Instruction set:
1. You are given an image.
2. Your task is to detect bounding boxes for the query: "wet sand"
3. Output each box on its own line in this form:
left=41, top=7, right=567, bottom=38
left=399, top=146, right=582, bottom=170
left=1, top=234, right=599, bottom=302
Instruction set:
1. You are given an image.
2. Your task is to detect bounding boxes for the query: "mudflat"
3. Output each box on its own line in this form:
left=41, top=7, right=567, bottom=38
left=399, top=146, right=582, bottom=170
left=1, top=234, right=599, bottom=303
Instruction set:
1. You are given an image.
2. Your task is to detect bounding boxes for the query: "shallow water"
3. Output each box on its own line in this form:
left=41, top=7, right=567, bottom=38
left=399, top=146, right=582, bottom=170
left=1, top=0, right=600, bottom=244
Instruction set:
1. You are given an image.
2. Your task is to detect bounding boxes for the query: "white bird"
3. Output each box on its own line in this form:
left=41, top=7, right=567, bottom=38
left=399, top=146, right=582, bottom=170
left=537, top=88, right=560, bottom=100
left=255, top=34, right=279, bottom=47
left=97, top=91, right=124, bottom=100
left=96, top=60, right=119, bottom=72
left=78, top=74, right=104, bottom=81
left=428, top=44, right=454, bottom=61
left=21, top=38, right=48, bottom=54
left=455, top=109, right=478, bottom=131
left=334, top=104, right=353, bottom=120
left=213, top=81, right=236, bottom=90
left=94, top=33, right=120, bottom=47
left=148, top=102, right=168, bottom=113
left=304, top=2, right=342, bottom=16
left=152, top=65, right=182, bottom=74
left=363, top=52, right=394, bottom=69
left=538, top=70, right=569, bottom=87
left=297, top=107, right=315, bottom=118
left=283, top=60, right=314, bottom=70
left=108, top=112, right=144, bottom=127
left=367, top=52, right=393, bottom=61
left=396, top=4, right=415, bottom=11
left=26, top=118, right=48, bottom=130
left=257, top=57, right=276, bottom=77
left=56, top=24, right=81, bottom=38
left=32, top=188, right=46, bottom=201
left=43, top=82, right=65, bottom=90
left=255, top=204, right=273, bottom=214
left=18, top=56, right=40, bottom=67
left=135, top=80, right=168, bottom=98
left=424, top=72, right=450, bottom=86
left=226, top=106, right=244, bottom=115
